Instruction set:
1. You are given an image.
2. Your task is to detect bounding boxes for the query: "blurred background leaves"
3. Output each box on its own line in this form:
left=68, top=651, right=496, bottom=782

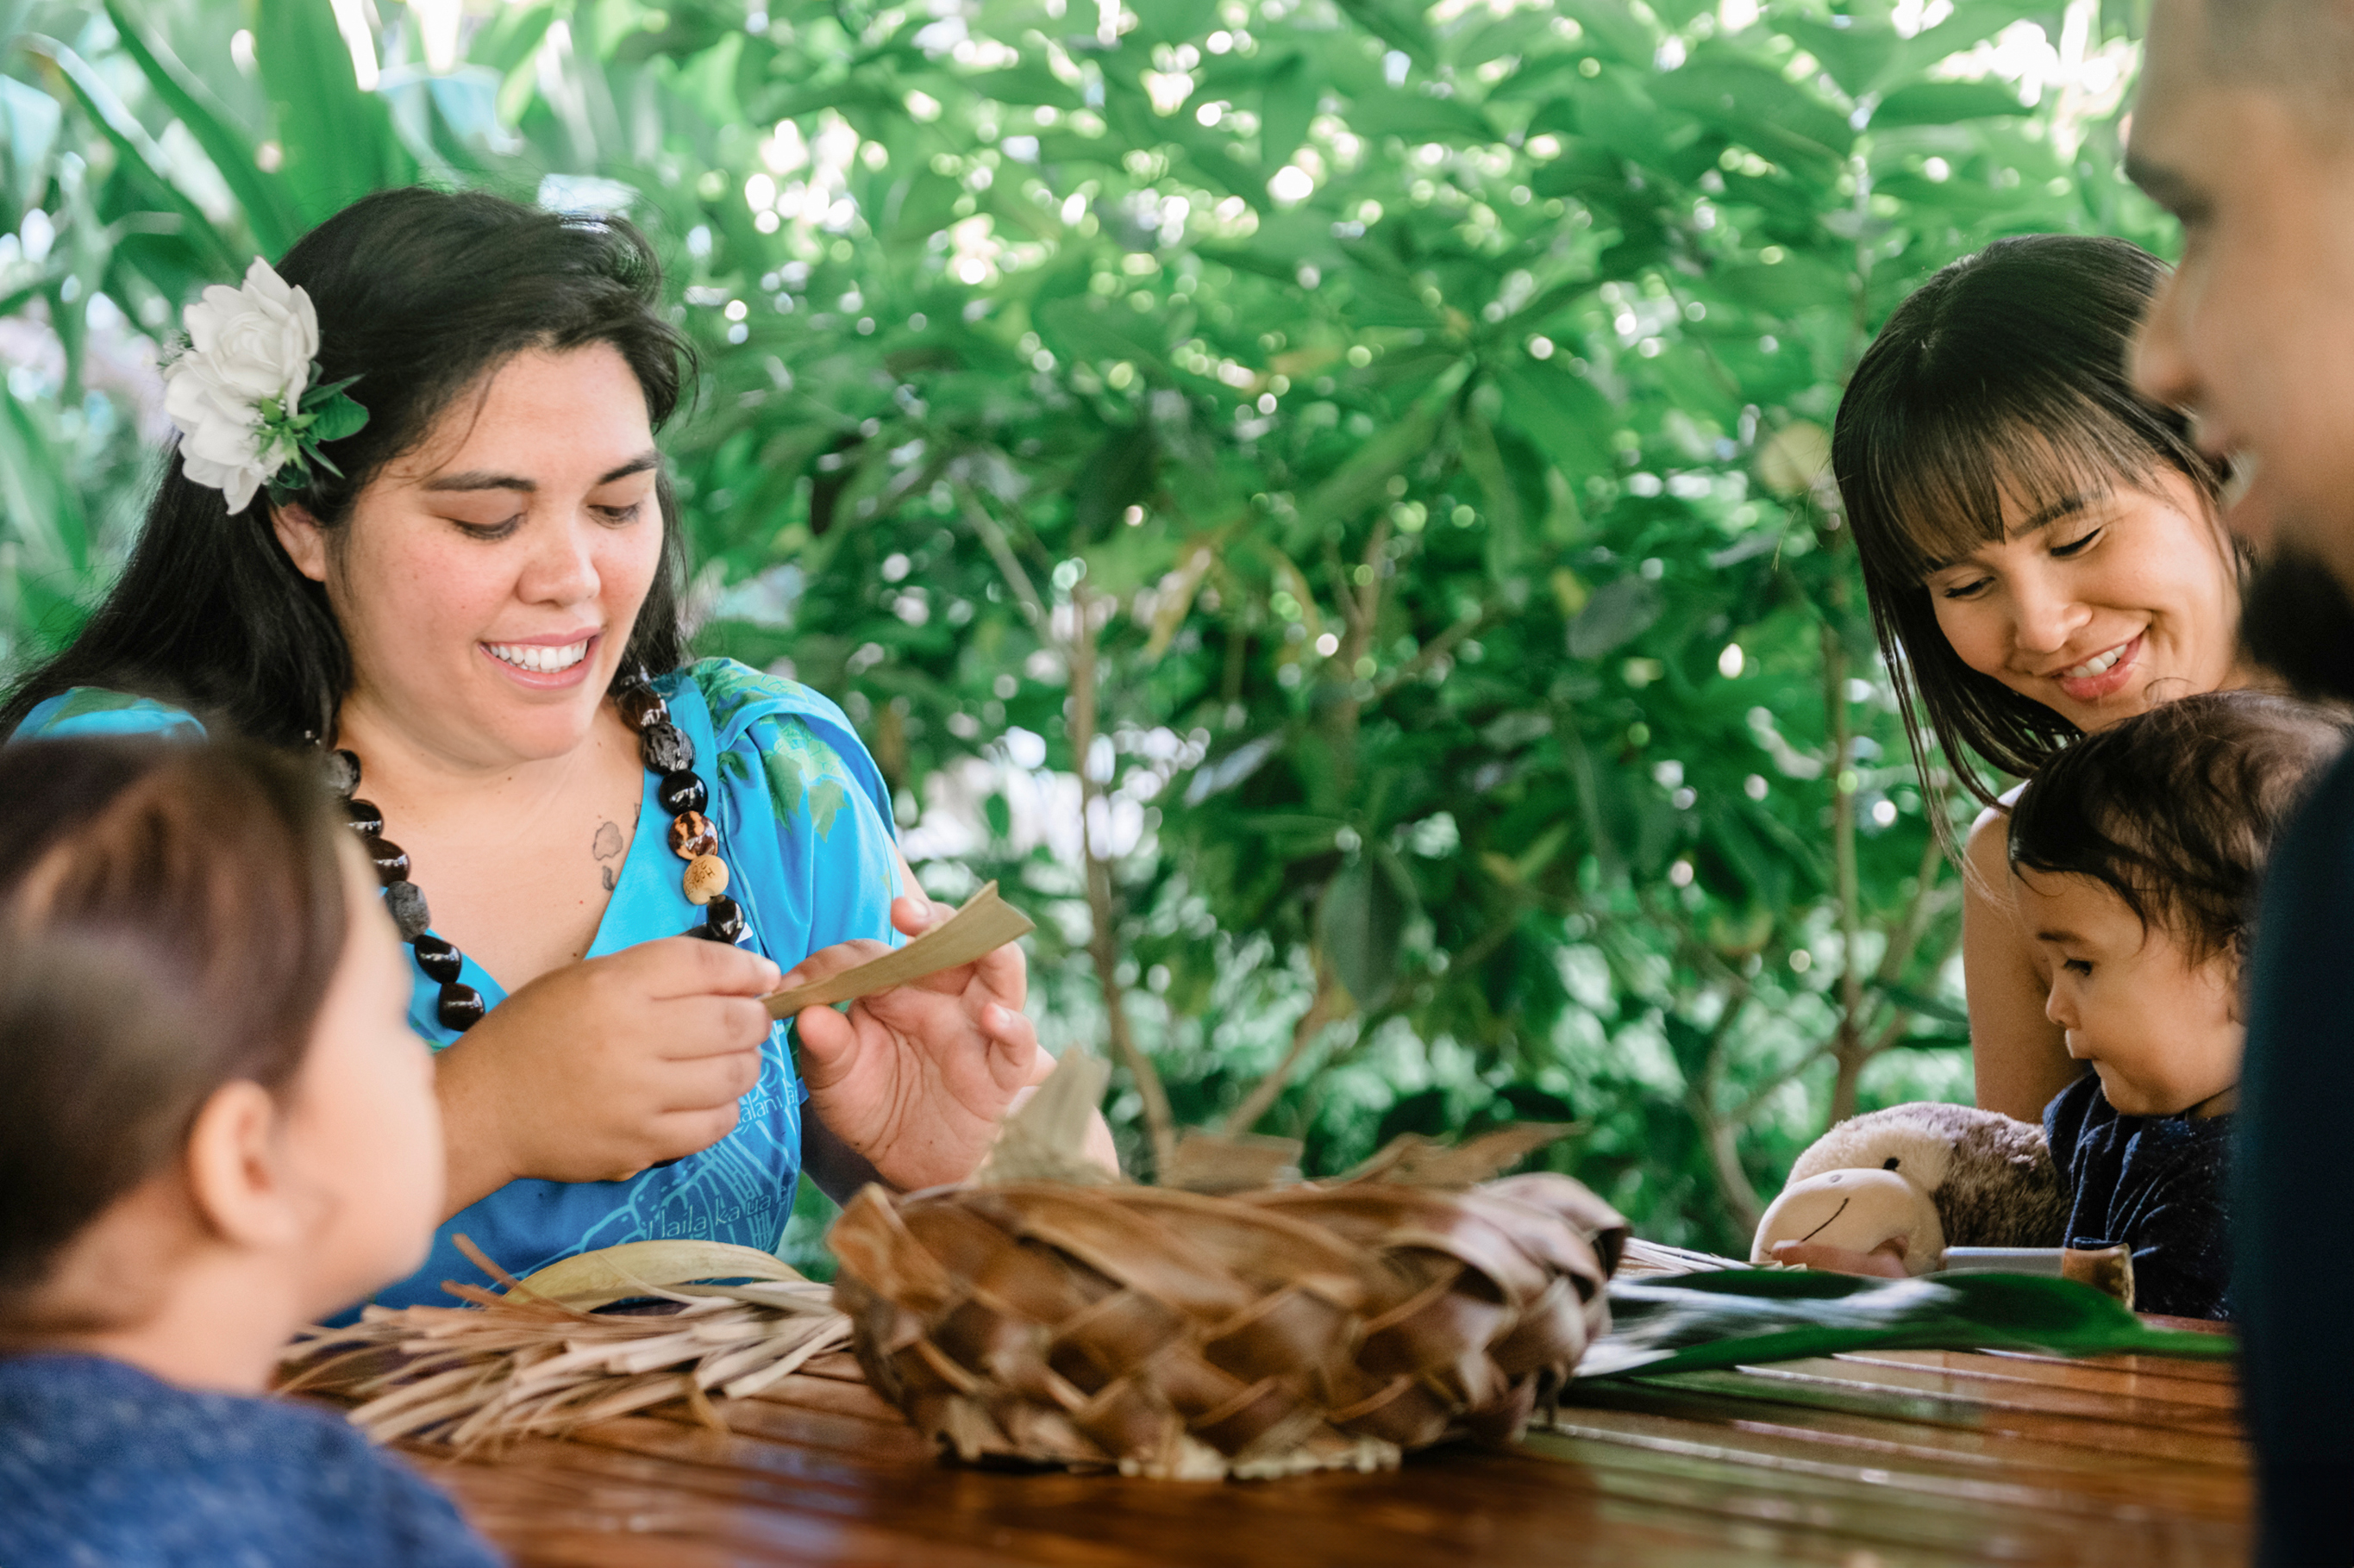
left=0, top=0, right=2170, bottom=1261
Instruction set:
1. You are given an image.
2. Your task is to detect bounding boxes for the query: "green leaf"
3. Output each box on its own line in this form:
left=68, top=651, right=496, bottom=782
left=1707, top=253, right=1855, bottom=315
left=1131, top=0, right=1220, bottom=47
left=1566, top=577, right=1661, bottom=659
left=254, top=0, right=417, bottom=222
left=303, top=388, right=371, bottom=442
left=103, top=0, right=303, bottom=255
left=1259, top=52, right=1316, bottom=172
left=1291, top=384, right=1456, bottom=544
left=1872, top=79, right=2028, bottom=129
left=1334, top=0, right=1438, bottom=66
left=1344, top=87, right=1497, bottom=143
left=1780, top=17, right=1900, bottom=98
left=1071, top=425, right=1156, bottom=541
left=1317, top=850, right=1416, bottom=1007
left=0, top=384, right=91, bottom=574
left=23, top=35, right=241, bottom=275
left=1490, top=360, right=1617, bottom=482
left=1034, top=296, right=1174, bottom=380
left=1579, top=1270, right=2233, bottom=1381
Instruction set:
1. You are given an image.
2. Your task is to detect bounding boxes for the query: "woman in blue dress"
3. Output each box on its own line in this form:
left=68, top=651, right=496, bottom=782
left=2, top=187, right=1098, bottom=1309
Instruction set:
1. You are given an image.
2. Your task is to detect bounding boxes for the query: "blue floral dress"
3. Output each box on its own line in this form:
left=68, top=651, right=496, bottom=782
left=16, top=659, right=902, bottom=1309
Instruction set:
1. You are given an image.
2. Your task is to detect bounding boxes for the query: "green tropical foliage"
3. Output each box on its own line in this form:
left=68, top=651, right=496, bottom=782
left=0, top=0, right=2169, bottom=1257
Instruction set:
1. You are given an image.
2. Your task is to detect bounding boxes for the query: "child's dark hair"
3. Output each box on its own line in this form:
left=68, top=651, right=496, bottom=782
left=1834, top=234, right=2236, bottom=820
left=0, top=738, right=352, bottom=1325
left=2007, top=692, right=2346, bottom=967
left=0, top=186, right=696, bottom=747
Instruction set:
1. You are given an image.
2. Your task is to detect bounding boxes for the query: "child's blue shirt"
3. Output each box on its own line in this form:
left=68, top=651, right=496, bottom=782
left=2043, top=1073, right=2233, bottom=1320
left=0, top=1352, right=502, bottom=1566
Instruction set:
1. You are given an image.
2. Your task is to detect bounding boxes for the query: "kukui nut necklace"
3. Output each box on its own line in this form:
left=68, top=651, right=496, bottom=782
left=322, top=673, right=750, bottom=1030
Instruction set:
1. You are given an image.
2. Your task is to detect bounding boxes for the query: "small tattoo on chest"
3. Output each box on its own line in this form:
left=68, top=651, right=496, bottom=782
left=593, top=820, right=624, bottom=893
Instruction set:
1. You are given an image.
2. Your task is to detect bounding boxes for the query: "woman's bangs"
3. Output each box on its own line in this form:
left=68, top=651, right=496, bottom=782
left=1865, top=389, right=2169, bottom=585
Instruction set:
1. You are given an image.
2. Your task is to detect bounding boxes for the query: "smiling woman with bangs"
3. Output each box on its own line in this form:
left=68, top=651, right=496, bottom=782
left=1831, top=234, right=2260, bottom=1122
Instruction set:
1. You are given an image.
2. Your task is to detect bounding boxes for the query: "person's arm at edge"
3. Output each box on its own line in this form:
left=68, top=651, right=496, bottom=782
left=2239, top=753, right=2354, bottom=1568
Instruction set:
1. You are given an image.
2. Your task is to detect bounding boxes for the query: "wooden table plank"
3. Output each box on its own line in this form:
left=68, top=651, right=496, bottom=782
left=1631, top=1366, right=2249, bottom=1467
left=1527, top=1429, right=2245, bottom=1568
left=1837, top=1350, right=2241, bottom=1411
left=1543, top=1400, right=2249, bottom=1518
left=383, top=1346, right=2248, bottom=1568
left=1731, top=1356, right=2244, bottom=1434
left=1556, top=1379, right=2246, bottom=1504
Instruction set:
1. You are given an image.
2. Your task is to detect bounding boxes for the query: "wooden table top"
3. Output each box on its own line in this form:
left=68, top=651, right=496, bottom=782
left=403, top=1336, right=2247, bottom=1567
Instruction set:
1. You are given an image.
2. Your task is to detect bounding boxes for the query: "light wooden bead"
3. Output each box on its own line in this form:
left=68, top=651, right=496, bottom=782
left=683, top=853, right=730, bottom=906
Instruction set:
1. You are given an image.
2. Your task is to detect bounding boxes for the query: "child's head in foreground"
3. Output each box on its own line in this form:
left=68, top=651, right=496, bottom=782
left=0, top=737, right=440, bottom=1383
left=2008, top=690, right=2347, bottom=1117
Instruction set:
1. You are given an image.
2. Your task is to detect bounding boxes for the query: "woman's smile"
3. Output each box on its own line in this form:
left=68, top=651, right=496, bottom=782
left=482, top=633, right=598, bottom=684
left=2047, top=632, right=2143, bottom=705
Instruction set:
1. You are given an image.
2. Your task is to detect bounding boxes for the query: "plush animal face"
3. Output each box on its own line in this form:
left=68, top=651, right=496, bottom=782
left=1751, top=1102, right=2068, bottom=1270
left=1751, top=1166, right=1947, bottom=1274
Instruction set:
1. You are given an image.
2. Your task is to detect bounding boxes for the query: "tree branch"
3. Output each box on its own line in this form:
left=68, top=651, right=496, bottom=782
left=1223, top=962, right=1348, bottom=1137
left=1067, top=582, right=1176, bottom=1178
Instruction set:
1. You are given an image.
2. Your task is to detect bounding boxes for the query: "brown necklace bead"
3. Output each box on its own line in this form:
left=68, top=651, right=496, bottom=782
left=436, top=982, right=486, bottom=1032
left=698, top=895, right=746, bottom=944
left=641, top=721, right=694, bottom=774
left=344, top=797, right=385, bottom=836
left=668, top=810, right=718, bottom=859
left=322, top=749, right=362, bottom=798
left=366, top=837, right=411, bottom=885
left=411, top=935, right=463, bottom=985
left=656, top=768, right=707, bottom=816
left=682, top=853, right=730, bottom=905
left=617, top=685, right=670, bottom=731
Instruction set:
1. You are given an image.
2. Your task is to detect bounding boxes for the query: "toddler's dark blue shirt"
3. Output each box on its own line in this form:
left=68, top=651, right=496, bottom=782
left=0, top=1352, right=500, bottom=1566
left=2042, top=1072, right=2232, bottom=1321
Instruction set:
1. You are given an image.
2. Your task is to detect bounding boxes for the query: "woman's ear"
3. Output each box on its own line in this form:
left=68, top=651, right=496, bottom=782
left=270, top=503, right=330, bottom=584
left=183, top=1079, right=302, bottom=1251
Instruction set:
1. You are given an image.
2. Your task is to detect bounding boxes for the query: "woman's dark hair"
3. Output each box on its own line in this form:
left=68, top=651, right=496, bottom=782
left=0, top=736, right=353, bottom=1323
left=1833, top=234, right=2233, bottom=819
left=0, top=187, right=697, bottom=746
left=2007, top=691, right=2345, bottom=969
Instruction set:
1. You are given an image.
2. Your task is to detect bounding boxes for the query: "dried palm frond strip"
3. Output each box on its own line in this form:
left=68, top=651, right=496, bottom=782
left=279, top=1238, right=850, bottom=1451
left=830, top=1171, right=1629, bottom=1480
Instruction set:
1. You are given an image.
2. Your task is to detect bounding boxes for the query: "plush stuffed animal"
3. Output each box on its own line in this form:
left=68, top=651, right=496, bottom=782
left=1751, top=1102, right=2071, bottom=1275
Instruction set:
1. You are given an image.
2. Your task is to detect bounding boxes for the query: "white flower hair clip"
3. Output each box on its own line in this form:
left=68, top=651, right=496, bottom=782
left=161, top=257, right=368, bottom=514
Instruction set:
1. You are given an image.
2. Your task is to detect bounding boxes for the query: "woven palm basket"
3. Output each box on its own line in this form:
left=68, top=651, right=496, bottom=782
left=830, top=1139, right=1628, bottom=1479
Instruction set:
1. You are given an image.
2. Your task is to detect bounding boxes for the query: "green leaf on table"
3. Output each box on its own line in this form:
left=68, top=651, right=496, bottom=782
left=1578, top=1269, right=2235, bottom=1380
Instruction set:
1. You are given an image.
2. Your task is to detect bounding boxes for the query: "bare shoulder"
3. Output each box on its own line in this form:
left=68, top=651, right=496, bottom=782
left=1961, top=791, right=2020, bottom=886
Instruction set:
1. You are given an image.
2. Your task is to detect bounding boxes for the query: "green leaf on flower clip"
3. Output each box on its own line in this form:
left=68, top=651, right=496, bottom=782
left=304, top=389, right=369, bottom=444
